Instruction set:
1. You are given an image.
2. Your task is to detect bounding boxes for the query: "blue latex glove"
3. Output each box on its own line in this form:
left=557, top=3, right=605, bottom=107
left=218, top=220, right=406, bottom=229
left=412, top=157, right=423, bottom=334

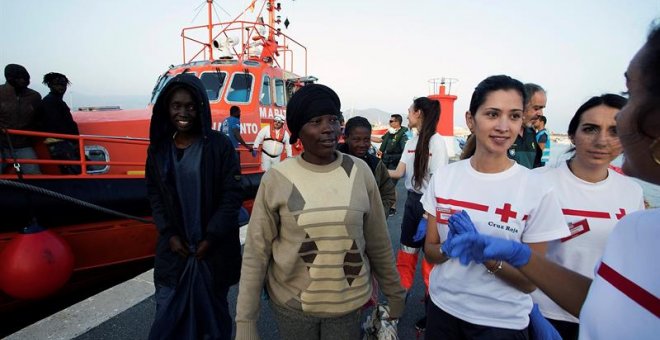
left=251, top=149, right=258, bottom=157
left=442, top=233, right=532, bottom=267
left=529, top=304, right=562, bottom=340
left=412, top=218, right=427, bottom=242
left=442, top=230, right=477, bottom=265
left=448, top=210, right=478, bottom=235
left=445, top=211, right=478, bottom=264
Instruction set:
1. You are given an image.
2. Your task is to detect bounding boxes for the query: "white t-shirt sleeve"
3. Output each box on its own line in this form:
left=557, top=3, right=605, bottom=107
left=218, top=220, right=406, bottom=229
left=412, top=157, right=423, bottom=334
left=522, top=188, right=570, bottom=243
left=421, top=176, right=438, bottom=217
left=429, top=134, right=449, bottom=174
left=400, top=142, right=413, bottom=166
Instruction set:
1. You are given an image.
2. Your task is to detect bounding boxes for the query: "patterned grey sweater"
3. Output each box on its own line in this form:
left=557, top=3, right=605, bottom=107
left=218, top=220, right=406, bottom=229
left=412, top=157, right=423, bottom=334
left=235, top=152, right=405, bottom=339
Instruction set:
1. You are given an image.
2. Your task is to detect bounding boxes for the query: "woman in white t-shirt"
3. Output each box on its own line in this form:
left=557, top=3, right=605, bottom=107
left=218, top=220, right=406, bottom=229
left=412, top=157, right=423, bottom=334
left=388, top=97, right=448, bottom=330
left=421, top=75, right=569, bottom=338
left=531, top=94, right=645, bottom=340
left=441, top=25, right=660, bottom=339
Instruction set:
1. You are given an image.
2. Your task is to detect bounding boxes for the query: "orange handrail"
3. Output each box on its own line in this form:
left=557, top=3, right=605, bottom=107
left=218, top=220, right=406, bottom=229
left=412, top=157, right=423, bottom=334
left=1, top=129, right=262, bottom=177
left=1, top=129, right=149, bottom=176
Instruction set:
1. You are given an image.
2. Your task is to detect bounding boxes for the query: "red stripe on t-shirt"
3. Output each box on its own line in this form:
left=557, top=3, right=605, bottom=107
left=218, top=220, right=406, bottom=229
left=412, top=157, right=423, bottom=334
left=562, top=208, right=610, bottom=219
left=436, top=197, right=489, bottom=212
left=597, top=261, right=660, bottom=318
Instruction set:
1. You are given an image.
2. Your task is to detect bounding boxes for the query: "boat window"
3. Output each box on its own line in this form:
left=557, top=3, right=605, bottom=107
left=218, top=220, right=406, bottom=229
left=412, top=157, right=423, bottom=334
left=84, top=145, right=110, bottom=174
left=226, top=73, right=254, bottom=103
left=275, top=79, right=286, bottom=107
left=260, top=75, right=272, bottom=105
left=200, top=71, right=227, bottom=102
left=149, top=74, right=172, bottom=104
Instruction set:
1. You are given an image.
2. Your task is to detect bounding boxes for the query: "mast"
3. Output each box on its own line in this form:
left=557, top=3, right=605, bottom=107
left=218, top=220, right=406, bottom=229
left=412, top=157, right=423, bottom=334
left=207, top=0, right=214, bottom=60
left=267, top=0, right=276, bottom=41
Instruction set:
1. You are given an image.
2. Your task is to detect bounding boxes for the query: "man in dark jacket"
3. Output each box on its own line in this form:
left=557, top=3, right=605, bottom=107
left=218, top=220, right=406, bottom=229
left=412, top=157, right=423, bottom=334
left=146, top=73, right=243, bottom=339
left=37, top=72, right=82, bottom=174
left=508, top=83, right=545, bottom=168
left=376, top=114, right=408, bottom=170
left=0, top=64, right=42, bottom=174
left=374, top=114, right=408, bottom=216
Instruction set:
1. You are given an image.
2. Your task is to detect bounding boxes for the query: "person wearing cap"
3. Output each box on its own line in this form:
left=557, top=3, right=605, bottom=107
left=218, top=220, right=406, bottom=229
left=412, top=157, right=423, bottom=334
left=235, top=83, right=405, bottom=340
left=252, top=114, right=292, bottom=171
left=0, top=64, right=42, bottom=174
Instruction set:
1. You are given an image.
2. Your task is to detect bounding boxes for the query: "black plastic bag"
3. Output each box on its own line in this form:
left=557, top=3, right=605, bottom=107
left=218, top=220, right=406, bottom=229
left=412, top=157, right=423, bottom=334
left=148, top=257, right=224, bottom=340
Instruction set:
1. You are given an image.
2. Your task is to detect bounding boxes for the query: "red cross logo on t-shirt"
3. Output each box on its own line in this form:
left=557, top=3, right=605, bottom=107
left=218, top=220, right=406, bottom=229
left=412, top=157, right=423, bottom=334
left=495, top=203, right=517, bottom=223
left=615, top=208, right=627, bottom=220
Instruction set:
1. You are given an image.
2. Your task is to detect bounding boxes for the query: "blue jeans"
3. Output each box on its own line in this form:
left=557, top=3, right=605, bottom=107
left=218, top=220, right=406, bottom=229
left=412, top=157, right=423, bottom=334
left=1, top=146, right=41, bottom=174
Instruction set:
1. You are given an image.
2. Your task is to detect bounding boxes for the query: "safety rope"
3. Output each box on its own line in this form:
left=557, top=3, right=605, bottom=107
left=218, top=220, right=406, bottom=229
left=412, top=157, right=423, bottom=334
left=0, top=179, right=153, bottom=224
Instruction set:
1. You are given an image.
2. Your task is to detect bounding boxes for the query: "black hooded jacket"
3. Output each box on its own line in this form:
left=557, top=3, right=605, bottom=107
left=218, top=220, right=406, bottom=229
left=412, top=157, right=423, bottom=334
left=146, top=74, right=243, bottom=288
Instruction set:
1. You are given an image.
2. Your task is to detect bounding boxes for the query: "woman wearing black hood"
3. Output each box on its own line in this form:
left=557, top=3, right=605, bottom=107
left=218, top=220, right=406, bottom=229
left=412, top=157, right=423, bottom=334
left=146, top=73, right=243, bottom=340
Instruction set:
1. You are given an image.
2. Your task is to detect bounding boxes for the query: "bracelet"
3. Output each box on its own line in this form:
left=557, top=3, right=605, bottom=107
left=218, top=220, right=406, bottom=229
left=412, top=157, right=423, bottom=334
left=486, top=260, right=503, bottom=274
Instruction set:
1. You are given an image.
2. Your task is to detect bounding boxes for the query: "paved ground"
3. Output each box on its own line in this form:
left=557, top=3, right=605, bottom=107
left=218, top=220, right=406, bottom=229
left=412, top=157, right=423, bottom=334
left=75, top=181, right=428, bottom=339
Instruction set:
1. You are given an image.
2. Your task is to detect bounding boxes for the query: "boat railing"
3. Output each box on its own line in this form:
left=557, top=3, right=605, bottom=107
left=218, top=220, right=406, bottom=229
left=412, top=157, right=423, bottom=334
left=1, top=129, right=264, bottom=177
left=181, top=20, right=308, bottom=77
left=0, top=129, right=149, bottom=178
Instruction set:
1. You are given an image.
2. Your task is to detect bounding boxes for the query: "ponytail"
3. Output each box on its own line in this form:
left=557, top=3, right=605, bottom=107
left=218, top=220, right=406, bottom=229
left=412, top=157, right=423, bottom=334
left=460, top=134, right=476, bottom=160
left=412, top=97, right=440, bottom=191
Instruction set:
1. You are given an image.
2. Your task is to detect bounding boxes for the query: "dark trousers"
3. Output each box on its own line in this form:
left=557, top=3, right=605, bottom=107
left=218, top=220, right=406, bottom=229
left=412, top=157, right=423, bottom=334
left=400, top=191, right=425, bottom=248
left=382, top=154, right=401, bottom=185
left=47, top=140, right=81, bottom=174
left=270, top=300, right=361, bottom=340
left=547, top=318, right=578, bottom=340
left=426, top=300, right=529, bottom=340
left=381, top=153, right=402, bottom=170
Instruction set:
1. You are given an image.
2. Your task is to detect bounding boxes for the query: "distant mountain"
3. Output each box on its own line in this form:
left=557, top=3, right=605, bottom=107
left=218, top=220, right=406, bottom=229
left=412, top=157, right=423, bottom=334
left=343, top=108, right=398, bottom=127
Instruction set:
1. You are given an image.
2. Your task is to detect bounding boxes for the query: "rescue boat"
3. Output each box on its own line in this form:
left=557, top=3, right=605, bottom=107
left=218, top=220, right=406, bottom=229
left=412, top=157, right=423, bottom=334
left=0, top=0, right=310, bottom=321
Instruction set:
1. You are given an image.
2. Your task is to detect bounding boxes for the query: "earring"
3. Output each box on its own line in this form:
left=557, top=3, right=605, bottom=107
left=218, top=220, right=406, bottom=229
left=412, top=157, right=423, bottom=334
left=650, top=138, right=660, bottom=165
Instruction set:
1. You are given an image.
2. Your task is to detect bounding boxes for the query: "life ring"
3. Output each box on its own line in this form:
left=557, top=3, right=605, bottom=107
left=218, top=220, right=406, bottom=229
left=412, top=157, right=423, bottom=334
left=0, top=223, right=74, bottom=300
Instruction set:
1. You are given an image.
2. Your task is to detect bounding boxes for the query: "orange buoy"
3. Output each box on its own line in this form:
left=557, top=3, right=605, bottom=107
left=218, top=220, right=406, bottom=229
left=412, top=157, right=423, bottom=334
left=0, top=221, right=74, bottom=300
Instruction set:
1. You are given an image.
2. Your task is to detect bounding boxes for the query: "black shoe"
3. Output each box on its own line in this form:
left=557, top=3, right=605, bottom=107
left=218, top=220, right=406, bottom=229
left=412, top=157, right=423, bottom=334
left=415, top=316, right=426, bottom=332
left=388, top=208, right=396, bottom=216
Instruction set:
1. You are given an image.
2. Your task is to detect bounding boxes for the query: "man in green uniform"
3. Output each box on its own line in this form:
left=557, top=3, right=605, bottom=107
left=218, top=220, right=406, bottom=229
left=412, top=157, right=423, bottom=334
left=508, top=83, right=545, bottom=168
left=374, top=114, right=408, bottom=215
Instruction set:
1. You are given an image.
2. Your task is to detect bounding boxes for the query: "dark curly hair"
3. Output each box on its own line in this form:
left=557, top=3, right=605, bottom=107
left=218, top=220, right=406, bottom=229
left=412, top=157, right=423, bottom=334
left=42, top=72, right=71, bottom=86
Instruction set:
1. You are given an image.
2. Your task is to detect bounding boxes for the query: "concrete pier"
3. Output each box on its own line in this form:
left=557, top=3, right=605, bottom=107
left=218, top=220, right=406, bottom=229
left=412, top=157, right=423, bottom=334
left=8, top=181, right=428, bottom=339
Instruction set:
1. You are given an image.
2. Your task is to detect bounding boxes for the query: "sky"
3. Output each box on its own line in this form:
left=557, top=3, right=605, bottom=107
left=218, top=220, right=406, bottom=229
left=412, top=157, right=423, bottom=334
left=1, top=0, right=658, bottom=132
